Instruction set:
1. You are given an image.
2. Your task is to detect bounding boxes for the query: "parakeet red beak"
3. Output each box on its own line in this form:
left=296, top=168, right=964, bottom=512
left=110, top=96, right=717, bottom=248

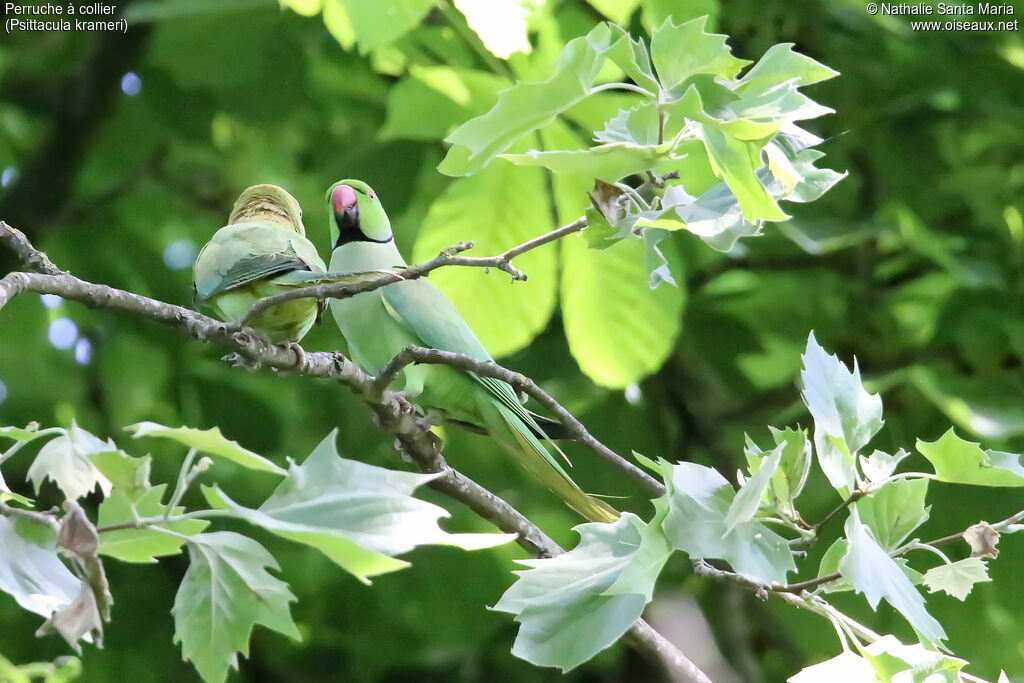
left=332, top=184, right=359, bottom=233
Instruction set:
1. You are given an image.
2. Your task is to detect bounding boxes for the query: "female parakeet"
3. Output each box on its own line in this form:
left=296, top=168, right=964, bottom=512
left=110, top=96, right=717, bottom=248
left=325, top=179, right=618, bottom=523
left=193, top=184, right=327, bottom=344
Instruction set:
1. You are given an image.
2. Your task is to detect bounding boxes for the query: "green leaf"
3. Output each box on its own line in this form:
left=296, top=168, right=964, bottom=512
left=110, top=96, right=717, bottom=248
left=412, top=161, right=557, bottom=358
left=0, top=517, right=82, bottom=619
left=788, top=651, right=877, bottom=683
left=98, top=486, right=208, bottom=564
left=768, top=426, right=812, bottom=507
left=854, top=478, right=930, bottom=550
left=861, top=635, right=967, bottom=682
left=561, top=233, right=685, bottom=388
left=772, top=149, right=847, bottom=204
left=26, top=423, right=115, bottom=501
left=125, top=422, right=286, bottom=476
left=500, top=141, right=679, bottom=183
left=800, top=332, right=884, bottom=493
left=916, top=428, right=1024, bottom=487
left=735, top=43, right=839, bottom=95
left=89, top=450, right=153, bottom=501
left=493, top=511, right=672, bottom=672
left=726, top=442, right=782, bottom=533
left=605, top=24, right=660, bottom=93
left=202, top=430, right=512, bottom=583
left=700, top=124, right=788, bottom=222
left=649, top=16, right=750, bottom=91
left=922, top=557, right=991, bottom=601
left=660, top=460, right=795, bottom=584
left=338, top=0, right=434, bottom=53
left=594, top=102, right=662, bottom=145
left=173, top=532, right=299, bottom=683
left=380, top=67, right=505, bottom=141
left=656, top=182, right=763, bottom=252
left=0, top=425, right=52, bottom=442
left=586, top=0, right=641, bottom=26
left=439, top=23, right=615, bottom=176
left=838, top=508, right=946, bottom=646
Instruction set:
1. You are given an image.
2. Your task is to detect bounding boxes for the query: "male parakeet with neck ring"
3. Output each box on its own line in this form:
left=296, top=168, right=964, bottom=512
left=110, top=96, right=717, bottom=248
left=193, top=184, right=327, bottom=345
left=325, top=178, right=618, bottom=523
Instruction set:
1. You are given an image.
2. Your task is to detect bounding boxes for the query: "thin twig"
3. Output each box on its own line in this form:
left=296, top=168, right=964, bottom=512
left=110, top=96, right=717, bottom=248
left=239, top=217, right=588, bottom=327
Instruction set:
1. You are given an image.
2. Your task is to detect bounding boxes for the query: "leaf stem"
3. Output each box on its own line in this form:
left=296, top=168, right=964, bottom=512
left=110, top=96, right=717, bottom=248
left=588, top=82, right=658, bottom=100
left=165, top=448, right=198, bottom=519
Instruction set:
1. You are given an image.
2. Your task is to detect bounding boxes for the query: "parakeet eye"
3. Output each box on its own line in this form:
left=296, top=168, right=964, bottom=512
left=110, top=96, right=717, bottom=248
left=369, top=193, right=376, bottom=201
left=299, top=209, right=303, bottom=217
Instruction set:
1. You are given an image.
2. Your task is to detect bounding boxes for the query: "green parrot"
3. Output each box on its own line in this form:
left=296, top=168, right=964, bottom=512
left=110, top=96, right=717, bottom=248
left=193, top=184, right=328, bottom=344
left=325, top=179, right=618, bottom=523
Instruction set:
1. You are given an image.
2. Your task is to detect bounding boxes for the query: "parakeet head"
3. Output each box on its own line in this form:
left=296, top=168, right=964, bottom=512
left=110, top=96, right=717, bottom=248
left=326, top=179, right=393, bottom=248
left=228, top=184, right=306, bottom=236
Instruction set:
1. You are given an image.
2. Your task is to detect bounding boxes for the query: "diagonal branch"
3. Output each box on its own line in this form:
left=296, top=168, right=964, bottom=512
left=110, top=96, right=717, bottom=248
left=374, top=345, right=666, bottom=498
left=238, top=217, right=588, bottom=327
left=0, top=220, right=707, bottom=683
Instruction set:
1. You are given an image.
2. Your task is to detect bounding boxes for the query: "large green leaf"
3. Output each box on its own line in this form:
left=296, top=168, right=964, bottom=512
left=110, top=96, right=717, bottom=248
left=173, top=532, right=299, bottom=683
left=700, top=124, right=787, bottom=222
left=493, top=510, right=671, bottom=672
left=916, top=429, right=1024, bottom=487
left=560, top=233, right=685, bottom=388
left=800, top=332, right=884, bottom=493
left=26, top=423, right=116, bottom=501
left=726, top=442, right=783, bottom=533
left=411, top=161, right=557, bottom=358
left=203, top=430, right=511, bottom=583
left=439, top=23, right=616, bottom=176
left=499, top=141, right=680, bottom=184
left=860, top=635, right=967, bottom=681
left=659, top=460, right=796, bottom=584
left=340, top=0, right=434, bottom=53
left=735, top=43, right=839, bottom=94
left=0, top=517, right=82, bottom=619
left=125, top=422, right=285, bottom=476
left=838, top=509, right=946, bottom=646
left=649, top=16, right=749, bottom=91
left=380, top=67, right=505, bottom=142
left=854, top=478, right=930, bottom=551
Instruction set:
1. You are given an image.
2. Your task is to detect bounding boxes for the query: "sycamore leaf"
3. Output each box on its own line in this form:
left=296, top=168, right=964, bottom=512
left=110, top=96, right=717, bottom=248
left=769, top=426, right=812, bottom=507
left=861, top=635, right=966, bottom=681
left=594, top=102, right=661, bottom=145
left=339, top=0, right=434, bottom=53
left=493, top=510, right=671, bottom=672
left=700, top=124, right=788, bottom=222
left=98, top=486, right=208, bottom=564
left=500, top=142, right=680, bottom=184
left=964, top=522, right=1000, bottom=558
left=725, top=442, right=783, bottom=533
left=916, top=428, right=1024, bottom=487
left=605, top=25, right=659, bottom=93
left=0, top=424, right=51, bottom=443
left=787, top=651, right=876, bottom=683
left=173, top=532, right=299, bottom=683
left=0, top=517, right=83, bottom=619
left=838, top=508, right=946, bottom=646
left=440, top=23, right=616, bottom=176
left=736, top=43, right=839, bottom=94
left=26, top=423, right=115, bottom=501
left=649, top=16, right=750, bottom=92
left=922, top=557, right=991, bottom=601
left=659, top=460, right=795, bottom=584
left=801, top=332, right=884, bottom=494
left=203, top=430, right=512, bottom=583
left=860, top=448, right=909, bottom=484
left=125, top=422, right=285, bottom=476
left=854, top=478, right=930, bottom=551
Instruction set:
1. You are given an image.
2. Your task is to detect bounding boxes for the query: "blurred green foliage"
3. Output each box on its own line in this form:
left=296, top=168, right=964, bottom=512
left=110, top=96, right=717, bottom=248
left=1, top=0, right=1023, bottom=680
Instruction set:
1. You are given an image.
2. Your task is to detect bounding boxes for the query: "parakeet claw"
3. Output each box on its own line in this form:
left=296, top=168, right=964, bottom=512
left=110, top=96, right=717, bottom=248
left=221, top=352, right=263, bottom=371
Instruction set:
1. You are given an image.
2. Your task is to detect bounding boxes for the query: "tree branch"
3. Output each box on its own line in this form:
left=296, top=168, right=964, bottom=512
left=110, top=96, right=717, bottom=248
left=374, top=346, right=666, bottom=498
left=238, top=217, right=589, bottom=326
left=0, top=221, right=706, bottom=683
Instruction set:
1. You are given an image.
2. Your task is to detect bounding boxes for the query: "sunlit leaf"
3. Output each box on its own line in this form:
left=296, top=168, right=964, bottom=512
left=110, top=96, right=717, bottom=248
left=922, top=557, right=991, bottom=601
left=735, top=43, right=839, bottom=95
left=854, top=478, right=930, bottom=550
left=125, top=422, right=285, bottom=476
left=0, top=517, right=82, bottom=620
left=787, top=651, right=876, bottom=683
left=493, top=510, right=671, bottom=672
left=659, top=460, right=795, bottom=584
left=173, top=532, right=299, bottom=683
left=98, top=486, right=208, bottom=564
left=726, top=442, right=782, bottom=533
left=800, top=332, right=884, bottom=493
left=500, top=142, right=679, bottom=183
left=649, top=16, right=749, bottom=91
left=412, top=161, right=556, bottom=358
left=838, top=508, right=946, bottom=646
left=859, top=448, right=909, bottom=485
left=916, top=428, right=1024, bottom=487
left=861, top=635, right=967, bottom=681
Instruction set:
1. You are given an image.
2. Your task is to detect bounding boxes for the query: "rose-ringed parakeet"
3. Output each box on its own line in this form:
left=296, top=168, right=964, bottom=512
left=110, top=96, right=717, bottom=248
left=193, top=184, right=327, bottom=344
left=325, top=179, right=618, bottom=523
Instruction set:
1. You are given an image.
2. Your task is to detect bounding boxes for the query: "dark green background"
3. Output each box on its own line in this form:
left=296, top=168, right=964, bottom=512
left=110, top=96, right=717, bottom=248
left=1, top=0, right=1022, bottom=680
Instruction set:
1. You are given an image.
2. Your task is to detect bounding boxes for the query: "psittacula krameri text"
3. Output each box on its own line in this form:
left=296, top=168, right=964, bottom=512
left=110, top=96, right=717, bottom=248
left=193, top=184, right=327, bottom=344
left=325, top=179, right=618, bottom=523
